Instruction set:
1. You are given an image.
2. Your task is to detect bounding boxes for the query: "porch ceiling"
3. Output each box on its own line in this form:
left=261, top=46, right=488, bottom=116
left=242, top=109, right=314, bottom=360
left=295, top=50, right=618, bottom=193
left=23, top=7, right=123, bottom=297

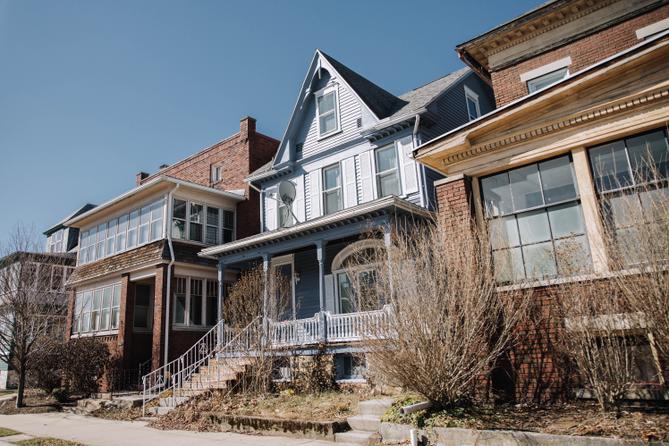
left=200, top=196, right=432, bottom=264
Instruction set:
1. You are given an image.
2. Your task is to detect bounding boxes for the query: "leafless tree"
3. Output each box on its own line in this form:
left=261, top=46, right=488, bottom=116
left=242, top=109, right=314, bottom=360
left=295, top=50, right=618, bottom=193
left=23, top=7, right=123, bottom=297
left=0, top=225, right=71, bottom=407
left=350, top=216, right=533, bottom=408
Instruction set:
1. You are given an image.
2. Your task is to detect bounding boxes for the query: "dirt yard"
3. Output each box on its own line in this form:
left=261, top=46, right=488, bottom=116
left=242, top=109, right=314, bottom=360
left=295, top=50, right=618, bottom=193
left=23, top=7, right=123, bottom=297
left=0, top=390, right=68, bottom=415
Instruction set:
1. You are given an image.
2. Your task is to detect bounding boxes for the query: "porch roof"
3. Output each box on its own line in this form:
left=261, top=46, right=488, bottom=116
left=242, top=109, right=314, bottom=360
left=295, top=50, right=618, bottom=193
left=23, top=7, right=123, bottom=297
left=200, top=196, right=432, bottom=262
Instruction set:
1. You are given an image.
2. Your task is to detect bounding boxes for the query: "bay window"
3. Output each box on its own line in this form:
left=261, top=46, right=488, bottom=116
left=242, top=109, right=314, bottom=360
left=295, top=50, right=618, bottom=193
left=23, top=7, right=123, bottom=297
left=323, top=163, right=343, bottom=215
left=481, top=155, right=591, bottom=283
left=173, top=275, right=218, bottom=328
left=72, top=283, right=121, bottom=335
left=589, top=129, right=669, bottom=266
left=171, top=198, right=234, bottom=245
left=375, top=145, right=401, bottom=198
left=316, top=87, right=339, bottom=137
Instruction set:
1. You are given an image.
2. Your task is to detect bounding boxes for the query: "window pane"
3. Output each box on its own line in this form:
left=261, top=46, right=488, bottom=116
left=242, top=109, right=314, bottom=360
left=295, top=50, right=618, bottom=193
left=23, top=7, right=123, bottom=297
left=616, top=227, right=644, bottom=266
left=317, top=91, right=335, bottom=114
left=375, top=146, right=397, bottom=173
left=539, top=156, right=577, bottom=203
left=112, top=284, right=120, bottom=307
left=223, top=211, right=234, bottom=228
left=207, top=207, right=220, bottom=226
left=102, top=287, right=111, bottom=308
left=222, top=229, right=234, bottom=243
left=589, top=141, right=632, bottom=192
left=466, top=96, right=479, bottom=120
left=150, top=220, right=163, bottom=240
left=548, top=202, right=584, bottom=238
left=527, top=68, right=567, bottom=93
left=481, top=173, right=513, bottom=217
left=555, top=235, right=592, bottom=275
left=603, top=194, right=642, bottom=228
left=639, top=187, right=669, bottom=222
left=189, top=223, right=203, bottom=242
left=173, top=199, right=186, bottom=220
left=172, top=219, right=185, bottom=239
left=111, top=308, right=119, bottom=329
left=522, top=242, right=557, bottom=279
left=175, top=295, right=186, bottom=324
left=323, top=165, right=341, bottom=190
left=324, top=190, right=342, bottom=215
left=100, top=309, right=110, bottom=331
left=337, top=273, right=355, bottom=314
left=493, top=247, right=525, bottom=283
left=116, top=214, right=128, bottom=252
left=206, top=226, right=218, bottom=245
left=378, top=172, right=400, bottom=197
left=489, top=215, right=520, bottom=250
left=627, top=130, right=669, bottom=183
left=319, top=113, right=337, bottom=134
left=140, top=205, right=151, bottom=225
left=190, top=279, right=203, bottom=326
left=517, top=209, right=551, bottom=244
left=139, top=225, right=149, bottom=244
left=509, top=164, right=544, bottom=211
left=190, top=204, right=202, bottom=222
left=151, top=200, right=164, bottom=220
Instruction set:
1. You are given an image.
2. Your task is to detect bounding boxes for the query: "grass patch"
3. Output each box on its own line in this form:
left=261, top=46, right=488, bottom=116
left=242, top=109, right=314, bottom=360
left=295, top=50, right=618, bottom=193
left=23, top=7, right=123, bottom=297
left=16, top=438, right=86, bottom=446
left=0, top=427, right=20, bottom=437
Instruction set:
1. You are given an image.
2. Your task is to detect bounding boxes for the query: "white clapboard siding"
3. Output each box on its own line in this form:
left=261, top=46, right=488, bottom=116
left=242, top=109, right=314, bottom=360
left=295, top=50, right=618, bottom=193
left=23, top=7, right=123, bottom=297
left=307, top=169, right=322, bottom=220
left=357, top=150, right=375, bottom=203
left=324, top=274, right=336, bottom=313
left=264, top=187, right=278, bottom=231
left=294, top=175, right=305, bottom=223
left=342, top=156, right=357, bottom=208
left=398, top=135, right=418, bottom=195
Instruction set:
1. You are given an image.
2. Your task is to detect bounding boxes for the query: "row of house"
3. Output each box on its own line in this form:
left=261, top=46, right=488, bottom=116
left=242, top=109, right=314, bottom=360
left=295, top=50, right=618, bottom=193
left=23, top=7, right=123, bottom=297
left=5, top=0, right=667, bottom=399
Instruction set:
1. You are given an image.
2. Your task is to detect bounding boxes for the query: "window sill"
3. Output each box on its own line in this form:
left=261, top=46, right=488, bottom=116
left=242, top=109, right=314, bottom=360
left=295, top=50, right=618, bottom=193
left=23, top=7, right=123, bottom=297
left=71, top=330, right=118, bottom=338
left=317, top=128, right=342, bottom=142
left=171, top=324, right=213, bottom=332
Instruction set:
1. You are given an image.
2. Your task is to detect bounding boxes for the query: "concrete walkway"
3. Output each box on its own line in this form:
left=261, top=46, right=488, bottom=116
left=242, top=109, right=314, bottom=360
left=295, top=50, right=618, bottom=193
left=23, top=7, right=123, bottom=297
left=0, top=412, right=354, bottom=446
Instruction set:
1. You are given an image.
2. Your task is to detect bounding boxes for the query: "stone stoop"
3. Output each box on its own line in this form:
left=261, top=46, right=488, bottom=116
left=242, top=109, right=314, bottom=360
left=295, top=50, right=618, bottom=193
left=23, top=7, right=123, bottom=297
left=147, top=357, right=254, bottom=416
left=334, top=398, right=394, bottom=445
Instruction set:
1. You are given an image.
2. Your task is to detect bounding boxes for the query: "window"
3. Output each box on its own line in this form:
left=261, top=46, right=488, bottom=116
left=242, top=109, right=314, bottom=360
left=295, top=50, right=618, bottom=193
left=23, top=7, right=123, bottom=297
left=72, top=283, right=121, bottom=335
left=316, top=87, right=339, bottom=137
left=481, top=155, right=591, bottom=283
left=173, top=276, right=217, bottom=328
left=375, top=145, right=401, bottom=198
left=171, top=199, right=234, bottom=245
left=589, top=129, right=669, bottom=266
left=464, top=86, right=480, bottom=121
left=322, top=163, right=343, bottom=215
left=77, top=198, right=165, bottom=265
left=47, top=229, right=64, bottom=253
left=211, top=165, right=221, bottom=183
left=335, top=354, right=366, bottom=381
left=133, top=284, right=152, bottom=331
left=527, top=67, right=568, bottom=93
left=278, top=196, right=294, bottom=228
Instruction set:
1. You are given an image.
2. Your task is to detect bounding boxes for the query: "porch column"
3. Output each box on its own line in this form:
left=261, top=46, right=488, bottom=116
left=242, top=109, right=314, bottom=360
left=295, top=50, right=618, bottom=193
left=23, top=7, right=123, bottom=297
left=262, top=253, right=271, bottom=322
left=383, top=225, right=394, bottom=300
left=151, top=265, right=168, bottom=371
left=217, top=263, right=225, bottom=345
left=117, top=273, right=133, bottom=371
left=316, top=240, right=325, bottom=312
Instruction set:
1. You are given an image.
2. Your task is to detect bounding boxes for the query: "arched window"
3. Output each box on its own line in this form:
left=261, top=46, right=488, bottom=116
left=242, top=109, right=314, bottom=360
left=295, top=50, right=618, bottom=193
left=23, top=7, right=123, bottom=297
left=331, top=240, right=385, bottom=313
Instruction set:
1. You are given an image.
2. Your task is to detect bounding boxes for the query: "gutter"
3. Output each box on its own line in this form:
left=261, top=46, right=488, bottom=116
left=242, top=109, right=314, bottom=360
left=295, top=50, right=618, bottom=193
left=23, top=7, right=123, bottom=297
left=164, top=183, right=179, bottom=365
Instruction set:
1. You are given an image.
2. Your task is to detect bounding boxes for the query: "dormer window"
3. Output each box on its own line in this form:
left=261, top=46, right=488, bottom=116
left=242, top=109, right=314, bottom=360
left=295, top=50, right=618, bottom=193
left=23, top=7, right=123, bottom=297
left=316, top=86, right=340, bottom=137
left=464, top=86, right=481, bottom=121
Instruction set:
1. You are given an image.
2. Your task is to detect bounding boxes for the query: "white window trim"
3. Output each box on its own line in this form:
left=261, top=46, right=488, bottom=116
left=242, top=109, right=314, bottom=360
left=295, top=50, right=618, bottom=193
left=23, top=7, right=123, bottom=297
left=464, top=85, right=481, bottom=121
left=315, top=85, right=341, bottom=139
left=172, top=275, right=217, bottom=330
left=374, top=144, right=402, bottom=198
left=71, top=282, right=121, bottom=336
left=172, top=197, right=235, bottom=246
left=635, top=18, right=669, bottom=40
left=520, top=57, right=572, bottom=83
left=322, top=162, right=343, bottom=215
left=211, top=165, right=222, bottom=183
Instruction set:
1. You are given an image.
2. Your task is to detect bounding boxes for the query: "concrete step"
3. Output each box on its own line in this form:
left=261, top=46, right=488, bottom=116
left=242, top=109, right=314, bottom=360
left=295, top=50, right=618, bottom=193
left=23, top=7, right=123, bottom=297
left=335, top=431, right=377, bottom=445
left=358, top=398, right=394, bottom=416
left=159, top=396, right=189, bottom=407
left=346, top=415, right=381, bottom=432
left=181, top=381, right=228, bottom=390
left=148, top=406, right=174, bottom=416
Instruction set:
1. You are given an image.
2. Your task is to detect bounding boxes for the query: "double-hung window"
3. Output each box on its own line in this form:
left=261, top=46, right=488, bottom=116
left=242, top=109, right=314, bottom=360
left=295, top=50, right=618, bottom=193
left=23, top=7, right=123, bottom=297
left=211, top=165, right=221, bottom=183
left=527, top=68, right=568, bottom=94
left=481, top=155, right=591, bottom=283
left=375, top=145, right=401, bottom=198
left=116, top=214, right=128, bottom=252
left=95, top=223, right=106, bottom=259
left=464, top=86, right=481, bottom=121
left=173, top=276, right=217, bottom=328
left=139, top=204, right=151, bottom=244
left=206, top=207, right=220, bottom=245
left=316, top=87, right=339, bottom=137
left=172, top=199, right=187, bottom=239
left=278, top=193, right=294, bottom=228
left=127, top=210, right=139, bottom=249
left=589, top=129, right=669, bottom=266
left=189, top=203, right=204, bottom=242
left=106, top=220, right=116, bottom=255
left=172, top=198, right=234, bottom=245
left=222, top=210, right=234, bottom=243
left=322, top=163, right=343, bottom=215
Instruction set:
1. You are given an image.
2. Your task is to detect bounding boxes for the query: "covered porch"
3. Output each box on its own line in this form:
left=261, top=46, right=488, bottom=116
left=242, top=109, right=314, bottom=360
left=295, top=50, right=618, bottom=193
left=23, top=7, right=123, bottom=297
left=202, top=196, right=431, bottom=350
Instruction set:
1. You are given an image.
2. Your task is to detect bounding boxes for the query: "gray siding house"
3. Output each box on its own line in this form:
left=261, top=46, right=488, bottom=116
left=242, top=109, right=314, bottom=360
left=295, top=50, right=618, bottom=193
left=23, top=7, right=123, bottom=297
left=201, top=50, right=495, bottom=380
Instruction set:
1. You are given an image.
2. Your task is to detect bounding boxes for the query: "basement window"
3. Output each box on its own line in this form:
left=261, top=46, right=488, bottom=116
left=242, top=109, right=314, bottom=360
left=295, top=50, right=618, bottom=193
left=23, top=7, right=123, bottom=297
left=335, top=354, right=366, bottom=381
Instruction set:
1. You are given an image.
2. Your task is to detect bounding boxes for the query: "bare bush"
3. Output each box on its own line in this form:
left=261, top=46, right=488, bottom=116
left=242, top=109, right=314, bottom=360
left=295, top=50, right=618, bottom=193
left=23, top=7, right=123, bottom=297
left=351, top=217, right=533, bottom=407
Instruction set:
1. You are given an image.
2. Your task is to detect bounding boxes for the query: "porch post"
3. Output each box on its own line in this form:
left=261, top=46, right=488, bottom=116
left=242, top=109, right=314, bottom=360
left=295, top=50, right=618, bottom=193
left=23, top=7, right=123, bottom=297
left=217, top=263, right=225, bottom=346
left=316, top=240, right=325, bottom=311
left=262, top=253, right=270, bottom=347
left=383, top=225, right=394, bottom=300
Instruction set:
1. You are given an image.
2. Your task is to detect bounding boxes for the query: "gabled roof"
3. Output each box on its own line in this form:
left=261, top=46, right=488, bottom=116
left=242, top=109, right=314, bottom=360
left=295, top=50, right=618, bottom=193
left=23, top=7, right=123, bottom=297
left=43, top=203, right=97, bottom=236
left=319, top=51, right=406, bottom=119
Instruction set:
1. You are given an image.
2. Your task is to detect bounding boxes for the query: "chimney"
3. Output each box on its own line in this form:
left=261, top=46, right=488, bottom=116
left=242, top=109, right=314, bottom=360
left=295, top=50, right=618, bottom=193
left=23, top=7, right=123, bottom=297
left=240, top=116, right=256, bottom=139
left=136, top=171, right=150, bottom=186
left=159, top=164, right=170, bottom=170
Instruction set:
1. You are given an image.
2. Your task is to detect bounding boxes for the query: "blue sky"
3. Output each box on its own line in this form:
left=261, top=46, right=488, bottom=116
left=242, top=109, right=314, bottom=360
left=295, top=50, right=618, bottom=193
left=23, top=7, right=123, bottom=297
left=0, top=0, right=539, bottom=247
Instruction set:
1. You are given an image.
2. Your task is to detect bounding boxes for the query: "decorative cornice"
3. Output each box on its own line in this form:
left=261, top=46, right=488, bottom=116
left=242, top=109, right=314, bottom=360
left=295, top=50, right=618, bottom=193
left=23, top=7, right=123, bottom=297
left=443, top=85, right=669, bottom=165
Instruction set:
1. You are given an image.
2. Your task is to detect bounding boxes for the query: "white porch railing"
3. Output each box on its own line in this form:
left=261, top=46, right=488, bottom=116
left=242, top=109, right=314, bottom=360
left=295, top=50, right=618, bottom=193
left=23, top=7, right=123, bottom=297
left=327, top=304, right=393, bottom=342
left=268, top=313, right=323, bottom=347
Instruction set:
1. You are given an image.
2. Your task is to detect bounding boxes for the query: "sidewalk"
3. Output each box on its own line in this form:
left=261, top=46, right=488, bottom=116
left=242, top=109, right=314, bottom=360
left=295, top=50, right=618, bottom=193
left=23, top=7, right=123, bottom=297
left=0, top=412, right=353, bottom=446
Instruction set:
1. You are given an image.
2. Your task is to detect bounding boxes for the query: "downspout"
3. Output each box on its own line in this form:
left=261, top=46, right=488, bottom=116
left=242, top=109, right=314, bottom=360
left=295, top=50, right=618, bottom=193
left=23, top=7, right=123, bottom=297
left=163, top=183, right=179, bottom=366
left=412, top=114, right=427, bottom=208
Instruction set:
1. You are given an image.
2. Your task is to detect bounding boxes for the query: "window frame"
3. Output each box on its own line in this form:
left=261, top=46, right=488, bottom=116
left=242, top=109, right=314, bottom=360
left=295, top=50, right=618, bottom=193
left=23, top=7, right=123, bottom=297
left=526, top=67, right=569, bottom=94
left=322, top=162, right=343, bottom=215
left=464, top=85, right=481, bottom=121
left=171, top=197, right=235, bottom=246
left=315, top=85, right=341, bottom=139
left=172, top=275, right=218, bottom=329
left=211, top=165, right=222, bottom=183
left=374, top=144, right=402, bottom=198
left=71, top=282, right=121, bottom=337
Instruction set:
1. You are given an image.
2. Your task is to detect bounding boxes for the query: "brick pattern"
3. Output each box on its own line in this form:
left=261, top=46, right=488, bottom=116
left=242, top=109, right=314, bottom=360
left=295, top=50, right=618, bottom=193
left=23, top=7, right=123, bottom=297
left=151, top=264, right=168, bottom=371
left=435, top=176, right=476, bottom=232
left=491, top=4, right=669, bottom=107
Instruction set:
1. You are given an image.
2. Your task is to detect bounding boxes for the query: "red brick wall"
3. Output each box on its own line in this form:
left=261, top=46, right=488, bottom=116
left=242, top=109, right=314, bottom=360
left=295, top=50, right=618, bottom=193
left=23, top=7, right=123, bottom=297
left=491, top=4, right=669, bottom=107
left=435, top=175, right=476, bottom=231
left=141, top=117, right=279, bottom=240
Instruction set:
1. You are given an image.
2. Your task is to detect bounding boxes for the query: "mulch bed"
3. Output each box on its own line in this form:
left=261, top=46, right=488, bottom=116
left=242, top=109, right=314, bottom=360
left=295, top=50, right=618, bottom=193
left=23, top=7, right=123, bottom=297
left=0, top=390, right=67, bottom=415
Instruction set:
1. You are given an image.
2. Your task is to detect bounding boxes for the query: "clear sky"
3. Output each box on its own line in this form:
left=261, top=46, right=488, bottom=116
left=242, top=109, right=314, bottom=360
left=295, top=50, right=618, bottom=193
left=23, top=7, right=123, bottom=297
left=0, top=0, right=539, bottom=247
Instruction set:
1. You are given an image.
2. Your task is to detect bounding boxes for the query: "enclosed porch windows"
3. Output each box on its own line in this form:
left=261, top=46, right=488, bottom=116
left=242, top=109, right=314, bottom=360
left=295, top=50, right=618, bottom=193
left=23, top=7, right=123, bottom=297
left=72, top=282, right=121, bottom=335
left=173, top=276, right=218, bottom=328
left=481, top=155, right=591, bottom=283
left=172, top=198, right=235, bottom=246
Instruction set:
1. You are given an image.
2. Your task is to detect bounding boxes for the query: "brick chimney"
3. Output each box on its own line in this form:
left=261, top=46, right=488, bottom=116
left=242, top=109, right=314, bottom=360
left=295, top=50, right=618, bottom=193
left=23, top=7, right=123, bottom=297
left=136, top=171, right=150, bottom=186
left=239, top=116, right=256, bottom=139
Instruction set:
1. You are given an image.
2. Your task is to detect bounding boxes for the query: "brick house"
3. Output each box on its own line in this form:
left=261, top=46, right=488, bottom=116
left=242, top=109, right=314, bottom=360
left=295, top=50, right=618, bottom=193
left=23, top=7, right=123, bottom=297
left=415, top=0, right=669, bottom=401
left=63, top=117, right=278, bottom=390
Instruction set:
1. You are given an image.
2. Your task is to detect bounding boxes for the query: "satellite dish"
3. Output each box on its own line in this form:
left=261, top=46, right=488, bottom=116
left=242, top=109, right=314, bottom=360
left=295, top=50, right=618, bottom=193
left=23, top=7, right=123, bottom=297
left=278, top=181, right=296, bottom=206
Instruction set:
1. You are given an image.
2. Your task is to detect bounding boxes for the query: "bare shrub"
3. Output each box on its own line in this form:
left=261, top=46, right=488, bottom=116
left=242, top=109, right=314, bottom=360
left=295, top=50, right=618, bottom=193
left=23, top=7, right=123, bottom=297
left=61, top=337, right=110, bottom=396
left=351, top=217, right=533, bottom=407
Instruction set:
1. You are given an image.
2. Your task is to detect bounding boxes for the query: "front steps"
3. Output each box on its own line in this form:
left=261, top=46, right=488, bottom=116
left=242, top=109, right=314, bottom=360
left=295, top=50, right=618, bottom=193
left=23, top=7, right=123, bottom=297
left=335, top=398, right=394, bottom=445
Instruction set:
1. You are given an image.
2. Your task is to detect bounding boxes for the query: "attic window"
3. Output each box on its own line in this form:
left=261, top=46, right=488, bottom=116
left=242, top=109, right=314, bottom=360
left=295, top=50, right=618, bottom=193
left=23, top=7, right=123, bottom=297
left=464, top=86, right=480, bottom=121
left=316, top=86, right=340, bottom=138
left=211, top=165, right=221, bottom=183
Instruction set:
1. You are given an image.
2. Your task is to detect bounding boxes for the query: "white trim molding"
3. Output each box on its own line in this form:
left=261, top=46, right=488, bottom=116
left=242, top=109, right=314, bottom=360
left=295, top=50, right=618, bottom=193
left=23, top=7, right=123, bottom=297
left=520, top=56, right=572, bottom=83
left=636, top=18, right=669, bottom=40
